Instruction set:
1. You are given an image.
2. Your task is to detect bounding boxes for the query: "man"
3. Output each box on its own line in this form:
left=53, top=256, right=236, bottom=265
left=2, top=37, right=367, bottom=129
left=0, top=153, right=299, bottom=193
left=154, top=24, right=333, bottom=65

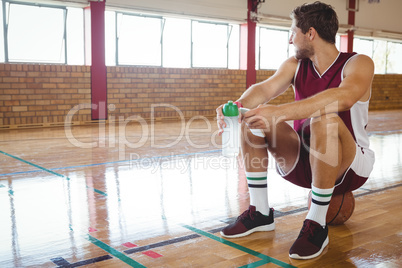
left=216, top=1, right=375, bottom=260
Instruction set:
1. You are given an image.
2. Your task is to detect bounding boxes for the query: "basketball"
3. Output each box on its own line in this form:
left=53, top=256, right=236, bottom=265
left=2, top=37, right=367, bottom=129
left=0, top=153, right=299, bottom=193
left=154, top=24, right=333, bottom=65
left=308, top=191, right=355, bottom=225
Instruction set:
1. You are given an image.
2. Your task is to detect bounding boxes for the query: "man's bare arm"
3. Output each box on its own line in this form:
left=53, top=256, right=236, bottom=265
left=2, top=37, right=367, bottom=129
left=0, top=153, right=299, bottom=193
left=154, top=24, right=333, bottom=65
left=244, top=54, right=375, bottom=128
left=216, top=56, right=298, bottom=134
left=236, top=56, right=298, bottom=109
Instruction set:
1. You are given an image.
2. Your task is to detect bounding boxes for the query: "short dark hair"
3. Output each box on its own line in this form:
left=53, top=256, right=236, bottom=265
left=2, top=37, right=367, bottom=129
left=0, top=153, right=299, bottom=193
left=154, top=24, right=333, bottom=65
left=290, top=1, right=338, bottom=44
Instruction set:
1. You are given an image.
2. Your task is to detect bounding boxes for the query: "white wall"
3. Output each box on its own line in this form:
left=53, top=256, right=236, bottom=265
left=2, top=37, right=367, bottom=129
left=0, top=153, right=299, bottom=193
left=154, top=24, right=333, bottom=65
left=257, top=0, right=402, bottom=35
left=41, top=0, right=402, bottom=39
left=105, top=0, right=247, bottom=22
left=356, top=0, right=402, bottom=34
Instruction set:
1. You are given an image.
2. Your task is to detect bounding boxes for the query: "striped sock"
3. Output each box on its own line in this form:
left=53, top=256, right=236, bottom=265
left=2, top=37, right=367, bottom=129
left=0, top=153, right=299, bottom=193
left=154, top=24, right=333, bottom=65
left=306, top=185, right=334, bottom=227
left=246, top=171, right=270, bottom=216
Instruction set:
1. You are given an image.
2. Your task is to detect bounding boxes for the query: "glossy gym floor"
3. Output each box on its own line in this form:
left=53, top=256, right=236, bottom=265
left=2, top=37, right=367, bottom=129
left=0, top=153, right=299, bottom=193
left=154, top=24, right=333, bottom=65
left=0, top=110, right=401, bottom=267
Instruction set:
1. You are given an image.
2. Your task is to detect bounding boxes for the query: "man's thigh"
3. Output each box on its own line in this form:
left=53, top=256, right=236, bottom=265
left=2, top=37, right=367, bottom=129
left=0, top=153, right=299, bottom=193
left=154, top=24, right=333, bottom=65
left=241, top=121, right=300, bottom=174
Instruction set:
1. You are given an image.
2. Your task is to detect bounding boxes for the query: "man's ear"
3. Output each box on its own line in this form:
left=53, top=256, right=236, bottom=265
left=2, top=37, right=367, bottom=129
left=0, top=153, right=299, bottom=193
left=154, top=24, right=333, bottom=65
left=309, top=27, right=317, bottom=40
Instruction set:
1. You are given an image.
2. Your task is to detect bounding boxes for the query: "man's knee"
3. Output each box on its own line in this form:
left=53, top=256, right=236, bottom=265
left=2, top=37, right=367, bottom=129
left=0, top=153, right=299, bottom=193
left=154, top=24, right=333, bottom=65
left=240, top=123, right=267, bottom=149
left=310, top=113, right=342, bottom=138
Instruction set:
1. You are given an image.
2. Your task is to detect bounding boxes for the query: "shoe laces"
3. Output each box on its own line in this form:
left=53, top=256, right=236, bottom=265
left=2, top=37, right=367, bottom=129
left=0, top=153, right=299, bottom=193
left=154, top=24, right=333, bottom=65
left=300, top=220, right=320, bottom=238
left=238, top=206, right=256, bottom=221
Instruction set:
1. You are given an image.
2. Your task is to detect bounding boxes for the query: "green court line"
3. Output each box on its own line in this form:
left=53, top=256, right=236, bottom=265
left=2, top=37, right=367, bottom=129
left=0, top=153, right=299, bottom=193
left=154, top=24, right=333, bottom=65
left=85, top=234, right=146, bottom=268
left=0, top=150, right=69, bottom=180
left=238, top=259, right=270, bottom=268
left=182, top=225, right=296, bottom=268
left=0, top=150, right=107, bottom=197
left=87, top=186, right=108, bottom=197
left=0, top=184, right=14, bottom=195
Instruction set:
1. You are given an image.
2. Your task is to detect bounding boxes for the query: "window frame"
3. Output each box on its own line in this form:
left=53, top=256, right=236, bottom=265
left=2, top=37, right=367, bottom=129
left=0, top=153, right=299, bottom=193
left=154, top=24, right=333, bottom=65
left=161, top=17, right=191, bottom=68
left=257, top=26, right=292, bottom=70
left=2, top=0, right=68, bottom=64
left=190, top=19, right=231, bottom=69
left=354, top=36, right=402, bottom=74
left=384, top=41, right=402, bottom=74
left=115, top=12, right=164, bottom=66
left=0, top=2, right=400, bottom=74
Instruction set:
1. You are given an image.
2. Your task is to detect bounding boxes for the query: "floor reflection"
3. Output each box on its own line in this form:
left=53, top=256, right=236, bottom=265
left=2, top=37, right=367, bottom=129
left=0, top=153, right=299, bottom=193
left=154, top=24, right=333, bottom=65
left=0, top=118, right=401, bottom=267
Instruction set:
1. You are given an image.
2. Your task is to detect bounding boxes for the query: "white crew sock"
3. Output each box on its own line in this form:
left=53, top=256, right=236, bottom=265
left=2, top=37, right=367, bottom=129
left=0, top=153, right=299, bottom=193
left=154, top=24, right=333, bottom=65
left=306, top=185, right=334, bottom=227
left=245, top=171, right=270, bottom=216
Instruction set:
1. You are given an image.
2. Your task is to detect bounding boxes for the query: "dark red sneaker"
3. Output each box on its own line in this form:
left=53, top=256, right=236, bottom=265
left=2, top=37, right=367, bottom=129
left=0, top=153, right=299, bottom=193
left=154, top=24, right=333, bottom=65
left=220, top=205, right=275, bottom=238
left=289, top=219, right=329, bottom=259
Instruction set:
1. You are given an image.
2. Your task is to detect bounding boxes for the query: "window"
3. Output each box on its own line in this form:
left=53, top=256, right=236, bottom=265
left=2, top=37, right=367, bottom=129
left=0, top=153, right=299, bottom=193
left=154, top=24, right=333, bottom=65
left=191, top=21, right=230, bottom=68
left=66, top=7, right=84, bottom=65
left=0, top=1, right=4, bottom=62
left=0, top=2, right=400, bottom=73
left=372, top=40, right=387, bottom=74
left=4, top=1, right=66, bottom=63
left=105, top=11, right=116, bottom=66
left=386, top=42, right=402, bottom=74
left=116, top=13, right=163, bottom=66
left=108, top=13, right=239, bottom=69
left=1, top=1, right=83, bottom=64
left=228, top=24, right=240, bottom=70
left=259, top=27, right=290, bottom=70
left=288, top=42, right=295, bottom=59
left=335, top=35, right=341, bottom=51
left=354, top=37, right=402, bottom=74
left=354, top=38, right=373, bottom=57
left=163, top=18, right=191, bottom=68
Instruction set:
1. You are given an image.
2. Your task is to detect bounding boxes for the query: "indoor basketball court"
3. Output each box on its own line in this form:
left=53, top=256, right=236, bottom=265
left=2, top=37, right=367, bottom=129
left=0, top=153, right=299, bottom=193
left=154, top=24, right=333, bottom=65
left=0, top=110, right=401, bottom=267
left=0, top=0, right=401, bottom=267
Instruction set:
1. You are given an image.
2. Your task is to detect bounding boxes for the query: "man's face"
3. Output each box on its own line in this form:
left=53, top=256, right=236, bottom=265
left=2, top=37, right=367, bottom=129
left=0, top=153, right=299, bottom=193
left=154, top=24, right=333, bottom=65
left=289, top=22, right=314, bottom=60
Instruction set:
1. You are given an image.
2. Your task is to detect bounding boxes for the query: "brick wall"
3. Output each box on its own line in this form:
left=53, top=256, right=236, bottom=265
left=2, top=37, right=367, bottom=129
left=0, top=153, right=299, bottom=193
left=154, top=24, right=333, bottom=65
left=0, top=64, right=91, bottom=128
left=107, top=67, right=246, bottom=120
left=370, top=74, right=402, bottom=110
left=0, top=63, right=401, bottom=128
left=257, top=70, right=295, bottom=105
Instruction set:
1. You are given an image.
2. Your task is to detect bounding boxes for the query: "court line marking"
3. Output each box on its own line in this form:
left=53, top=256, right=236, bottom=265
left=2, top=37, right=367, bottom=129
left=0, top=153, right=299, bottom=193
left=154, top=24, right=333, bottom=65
left=2, top=141, right=400, bottom=267
left=0, top=150, right=71, bottom=180
left=85, top=234, right=146, bottom=268
left=0, top=150, right=108, bottom=197
left=55, top=226, right=146, bottom=268
left=124, top=233, right=201, bottom=254
left=1, top=126, right=400, bottom=177
left=51, top=255, right=113, bottom=267
left=182, top=224, right=296, bottom=268
left=354, top=183, right=402, bottom=197
left=51, top=256, right=72, bottom=266
left=45, top=184, right=402, bottom=267
left=0, top=149, right=220, bottom=177
left=0, top=129, right=399, bottom=177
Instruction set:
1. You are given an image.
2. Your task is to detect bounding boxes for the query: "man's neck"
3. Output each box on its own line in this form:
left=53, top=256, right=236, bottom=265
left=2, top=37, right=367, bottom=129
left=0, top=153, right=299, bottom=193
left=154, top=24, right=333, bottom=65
left=310, top=45, right=340, bottom=76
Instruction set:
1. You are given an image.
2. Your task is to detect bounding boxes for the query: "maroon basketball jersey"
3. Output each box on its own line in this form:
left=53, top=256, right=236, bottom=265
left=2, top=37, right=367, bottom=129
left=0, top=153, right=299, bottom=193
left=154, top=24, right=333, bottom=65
left=293, top=52, right=357, bottom=138
left=288, top=52, right=375, bottom=191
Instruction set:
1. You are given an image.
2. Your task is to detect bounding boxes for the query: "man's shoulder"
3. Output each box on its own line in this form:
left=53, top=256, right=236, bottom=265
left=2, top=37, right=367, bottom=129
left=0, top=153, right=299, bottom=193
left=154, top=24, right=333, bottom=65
left=343, top=53, right=375, bottom=82
left=344, top=53, right=374, bottom=68
left=277, top=57, right=299, bottom=74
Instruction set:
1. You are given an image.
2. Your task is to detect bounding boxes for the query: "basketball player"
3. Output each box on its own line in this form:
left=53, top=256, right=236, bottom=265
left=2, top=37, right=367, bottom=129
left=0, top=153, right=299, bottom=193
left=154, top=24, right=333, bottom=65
left=216, top=1, right=375, bottom=260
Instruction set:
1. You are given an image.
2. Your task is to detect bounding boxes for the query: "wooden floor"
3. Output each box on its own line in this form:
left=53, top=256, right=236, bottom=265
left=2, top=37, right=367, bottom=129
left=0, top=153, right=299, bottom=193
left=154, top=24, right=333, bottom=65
left=0, top=110, right=401, bottom=268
